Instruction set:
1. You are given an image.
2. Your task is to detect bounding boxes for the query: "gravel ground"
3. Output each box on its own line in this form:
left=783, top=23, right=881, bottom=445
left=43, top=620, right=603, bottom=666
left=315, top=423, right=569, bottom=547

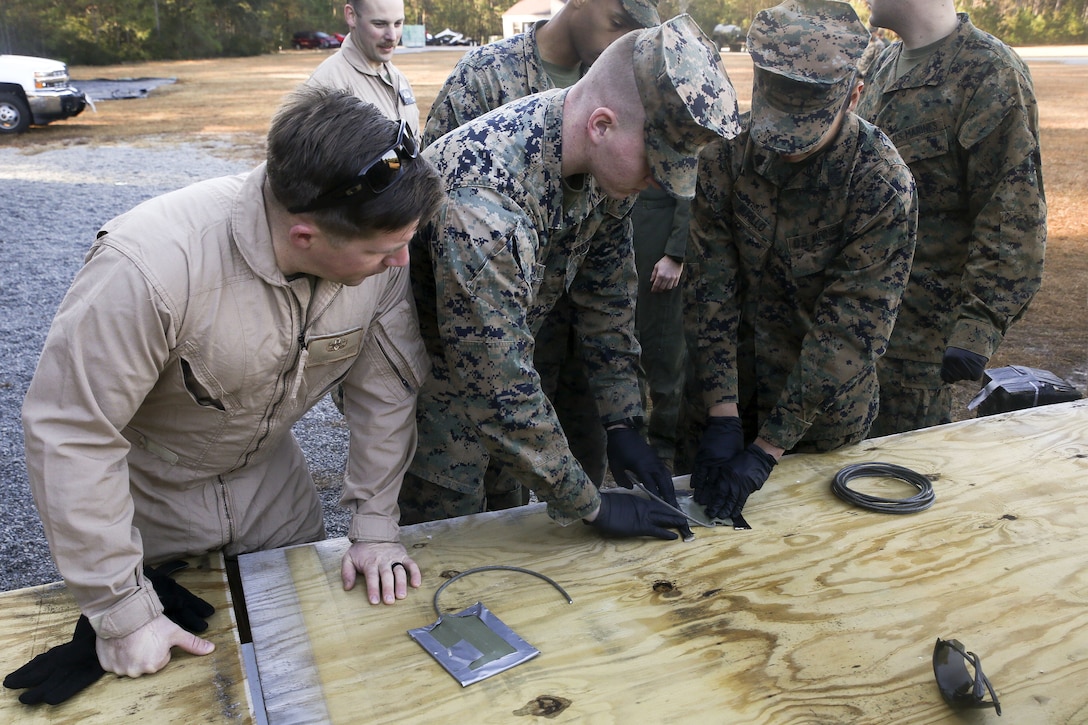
left=0, top=141, right=353, bottom=592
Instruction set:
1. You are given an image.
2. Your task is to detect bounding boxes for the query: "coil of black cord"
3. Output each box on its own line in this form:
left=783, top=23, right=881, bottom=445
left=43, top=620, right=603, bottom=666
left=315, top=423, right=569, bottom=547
left=831, top=462, right=935, bottom=514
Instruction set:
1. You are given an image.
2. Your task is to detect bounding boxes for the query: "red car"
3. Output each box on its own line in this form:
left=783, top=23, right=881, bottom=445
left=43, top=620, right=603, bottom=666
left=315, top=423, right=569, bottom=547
left=292, top=31, right=341, bottom=50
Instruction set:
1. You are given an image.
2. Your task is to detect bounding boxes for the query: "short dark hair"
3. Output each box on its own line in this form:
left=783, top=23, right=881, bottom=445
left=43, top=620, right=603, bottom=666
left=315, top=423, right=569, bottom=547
left=266, top=85, right=442, bottom=238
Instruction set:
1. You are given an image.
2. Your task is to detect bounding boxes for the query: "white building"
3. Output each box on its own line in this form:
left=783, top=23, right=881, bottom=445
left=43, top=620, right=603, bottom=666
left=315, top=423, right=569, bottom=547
left=501, top=0, right=564, bottom=38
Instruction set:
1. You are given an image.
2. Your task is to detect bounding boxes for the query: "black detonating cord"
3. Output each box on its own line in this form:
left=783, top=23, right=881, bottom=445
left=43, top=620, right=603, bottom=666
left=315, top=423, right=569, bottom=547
left=433, top=565, right=572, bottom=618
left=831, top=462, right=935, bottom=514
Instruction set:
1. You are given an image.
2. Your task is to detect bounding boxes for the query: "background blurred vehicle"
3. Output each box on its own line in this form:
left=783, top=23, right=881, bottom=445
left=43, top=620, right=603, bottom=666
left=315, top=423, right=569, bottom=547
left=0, top=54, right=89, bottom=134
left=292, top=31, right=342, bottom=50
left=712, top=24, right=746, bottom=53
left=426, top=28, right=472, bottom=46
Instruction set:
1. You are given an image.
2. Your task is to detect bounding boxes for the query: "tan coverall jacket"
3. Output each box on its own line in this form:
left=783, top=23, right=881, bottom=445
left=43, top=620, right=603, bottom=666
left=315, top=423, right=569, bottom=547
left=22, top=166, right=428, bottom=638
left=306, top=32, right=420, bottom=136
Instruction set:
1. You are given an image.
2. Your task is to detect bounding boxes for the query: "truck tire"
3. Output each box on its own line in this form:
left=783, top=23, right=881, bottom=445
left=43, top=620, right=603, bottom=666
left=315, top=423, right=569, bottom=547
left=0, top=92, right=31, bottom=134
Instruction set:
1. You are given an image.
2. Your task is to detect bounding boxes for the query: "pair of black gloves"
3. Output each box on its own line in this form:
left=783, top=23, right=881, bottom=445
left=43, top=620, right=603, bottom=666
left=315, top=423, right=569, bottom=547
left=585, top=424, right=691, bottom=540
left=687, top=347, right=987, bottom=522
left=3, top=561, right=215, bottom=706
left=691, top=416, right=777, bottom=522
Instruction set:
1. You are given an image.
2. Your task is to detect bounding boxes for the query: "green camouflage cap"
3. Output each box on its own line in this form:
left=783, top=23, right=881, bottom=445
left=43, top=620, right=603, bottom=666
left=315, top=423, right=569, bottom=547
left=747, top=0, right=868, bottom=155
left=632, top=14, right=740, bottom=199
left=621, top=0, right=660, bottom=28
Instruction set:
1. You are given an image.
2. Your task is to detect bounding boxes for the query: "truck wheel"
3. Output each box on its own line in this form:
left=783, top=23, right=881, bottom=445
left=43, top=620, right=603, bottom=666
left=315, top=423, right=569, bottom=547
left=0, top=92, right=31, bottom=134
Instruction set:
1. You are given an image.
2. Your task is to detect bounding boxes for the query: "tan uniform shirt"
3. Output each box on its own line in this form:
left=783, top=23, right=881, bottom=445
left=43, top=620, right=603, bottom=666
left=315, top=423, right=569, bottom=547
left=22, top=167, right=428, bottom=637
left=306, top=32, right=420, bottom=135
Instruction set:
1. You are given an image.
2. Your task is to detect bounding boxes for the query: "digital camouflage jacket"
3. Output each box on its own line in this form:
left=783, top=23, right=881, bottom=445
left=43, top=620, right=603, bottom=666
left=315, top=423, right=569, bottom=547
left=409, top=89, right=642, bottom=521
left=689, top=113, right=918, bottom=451
left=856, top=14, right=1046, bottom=381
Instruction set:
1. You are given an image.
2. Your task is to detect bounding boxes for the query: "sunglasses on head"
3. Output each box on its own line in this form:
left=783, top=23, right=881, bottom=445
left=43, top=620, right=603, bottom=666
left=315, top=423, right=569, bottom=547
left=932, top=637, right=1002, bottom=716
left=288, top=120, right=419, bottom=214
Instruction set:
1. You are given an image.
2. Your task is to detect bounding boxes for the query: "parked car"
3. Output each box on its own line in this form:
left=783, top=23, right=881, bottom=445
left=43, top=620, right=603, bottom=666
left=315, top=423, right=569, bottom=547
left=0, top=54, right=89, bottom=134
left=292, top=31, right=341, bottom=50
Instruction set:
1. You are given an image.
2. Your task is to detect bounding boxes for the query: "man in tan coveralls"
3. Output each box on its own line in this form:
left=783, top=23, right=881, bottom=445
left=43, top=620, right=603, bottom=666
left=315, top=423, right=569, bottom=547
left=306, top=0, right=420, bottom=135
left=17, top=87, right=442, bottom=686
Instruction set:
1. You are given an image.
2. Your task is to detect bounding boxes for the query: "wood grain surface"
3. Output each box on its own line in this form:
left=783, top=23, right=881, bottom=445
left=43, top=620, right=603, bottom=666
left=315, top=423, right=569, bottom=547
left=241, top=400, right=1088, bottom=724
left=0, top=553, right=252, bottom=723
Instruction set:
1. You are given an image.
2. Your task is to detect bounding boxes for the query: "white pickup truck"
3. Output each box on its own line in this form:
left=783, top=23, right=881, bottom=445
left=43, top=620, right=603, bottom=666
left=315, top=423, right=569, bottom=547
left=0, top=54, right=90, bottom=134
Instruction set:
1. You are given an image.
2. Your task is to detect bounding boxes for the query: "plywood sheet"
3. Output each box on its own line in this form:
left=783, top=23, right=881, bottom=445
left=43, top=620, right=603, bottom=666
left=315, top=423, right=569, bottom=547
left=0, top=553, right=252, bottom=723
left=241, top=400, right=1088, bottom=724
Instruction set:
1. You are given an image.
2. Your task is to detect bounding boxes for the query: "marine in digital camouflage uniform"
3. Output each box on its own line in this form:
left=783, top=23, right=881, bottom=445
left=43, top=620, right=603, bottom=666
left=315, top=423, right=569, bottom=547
left=684, top=0, right=918, bottom=522
left=421, top=0, right=660, bottom=501
left=857, top=1, right=1046, bottom=436
left=401, top=16, right=739, bottom=536
left=425, top=0, right=693, bottom=473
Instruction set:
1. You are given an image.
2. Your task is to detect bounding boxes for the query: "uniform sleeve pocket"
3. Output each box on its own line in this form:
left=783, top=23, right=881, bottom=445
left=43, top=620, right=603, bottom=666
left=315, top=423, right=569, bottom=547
left=465, top=222, right=534, bottom=291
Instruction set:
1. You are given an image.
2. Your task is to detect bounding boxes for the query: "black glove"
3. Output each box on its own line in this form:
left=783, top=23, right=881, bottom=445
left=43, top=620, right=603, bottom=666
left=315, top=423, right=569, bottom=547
left=690, top=416, right=745, bottom=503
left=941, top=347, right=988, bottom=384
left=604, top=424, right=690, bottom=537
left=144, top=561, right=216, bottom=633
left=3, top=561, right=216, bottom=708
left=605, top=424, right=674, bottom=499
left=3, top=615, right=105, bottom=706
left=704, top=443, right=777, bottom=520
left=585, top=492, right=688, bottom=540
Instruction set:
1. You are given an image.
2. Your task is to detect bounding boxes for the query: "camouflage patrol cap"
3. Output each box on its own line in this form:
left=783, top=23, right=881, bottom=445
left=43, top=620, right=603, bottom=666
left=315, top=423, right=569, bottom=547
left=621, top=0, right=660, bottom=29
left=632, top=14, right=740, bottom=199
left=746, top=0, right=868, bottom=155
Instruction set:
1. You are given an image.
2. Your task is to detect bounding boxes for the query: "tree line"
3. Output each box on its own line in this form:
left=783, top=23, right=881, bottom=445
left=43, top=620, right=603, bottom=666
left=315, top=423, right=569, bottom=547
left=0, top=0, right=1084, bottom=66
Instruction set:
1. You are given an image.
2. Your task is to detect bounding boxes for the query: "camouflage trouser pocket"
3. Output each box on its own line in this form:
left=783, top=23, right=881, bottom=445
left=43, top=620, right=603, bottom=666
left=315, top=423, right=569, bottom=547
left=879, top=357, right=944, bottom=389
left=872, top=358, right=952, bottom=437
left=791, top=427, right=869, bottom=455
left=398, top=471, right=486, bottom=525
left=870, top=387, right=953, bottom=437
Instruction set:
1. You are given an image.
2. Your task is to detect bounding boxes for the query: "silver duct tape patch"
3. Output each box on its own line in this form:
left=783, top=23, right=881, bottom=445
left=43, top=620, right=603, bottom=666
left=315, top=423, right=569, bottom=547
left=672, top=475, right=750, bottom=529
left=674, top=490, right=734, bottom=527
left=628, top=475, right=738, bottom=528
left=408, top=602, right=540, bottom=686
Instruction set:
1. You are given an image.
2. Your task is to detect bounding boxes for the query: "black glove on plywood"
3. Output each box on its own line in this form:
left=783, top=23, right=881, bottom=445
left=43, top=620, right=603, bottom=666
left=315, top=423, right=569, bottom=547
left=3, top=615, right=105, bottom=705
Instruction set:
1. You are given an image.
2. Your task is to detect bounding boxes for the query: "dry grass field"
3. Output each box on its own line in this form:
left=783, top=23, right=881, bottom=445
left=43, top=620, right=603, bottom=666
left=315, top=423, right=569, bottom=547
left=6, top=46, right=1086, bottom=416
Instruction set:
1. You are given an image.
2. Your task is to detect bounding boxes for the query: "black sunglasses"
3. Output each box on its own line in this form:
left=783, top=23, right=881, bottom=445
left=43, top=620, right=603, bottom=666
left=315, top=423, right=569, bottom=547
left=932, top=637, right=1002, bottom=716
left=288, top=120, right=420, bottom=214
